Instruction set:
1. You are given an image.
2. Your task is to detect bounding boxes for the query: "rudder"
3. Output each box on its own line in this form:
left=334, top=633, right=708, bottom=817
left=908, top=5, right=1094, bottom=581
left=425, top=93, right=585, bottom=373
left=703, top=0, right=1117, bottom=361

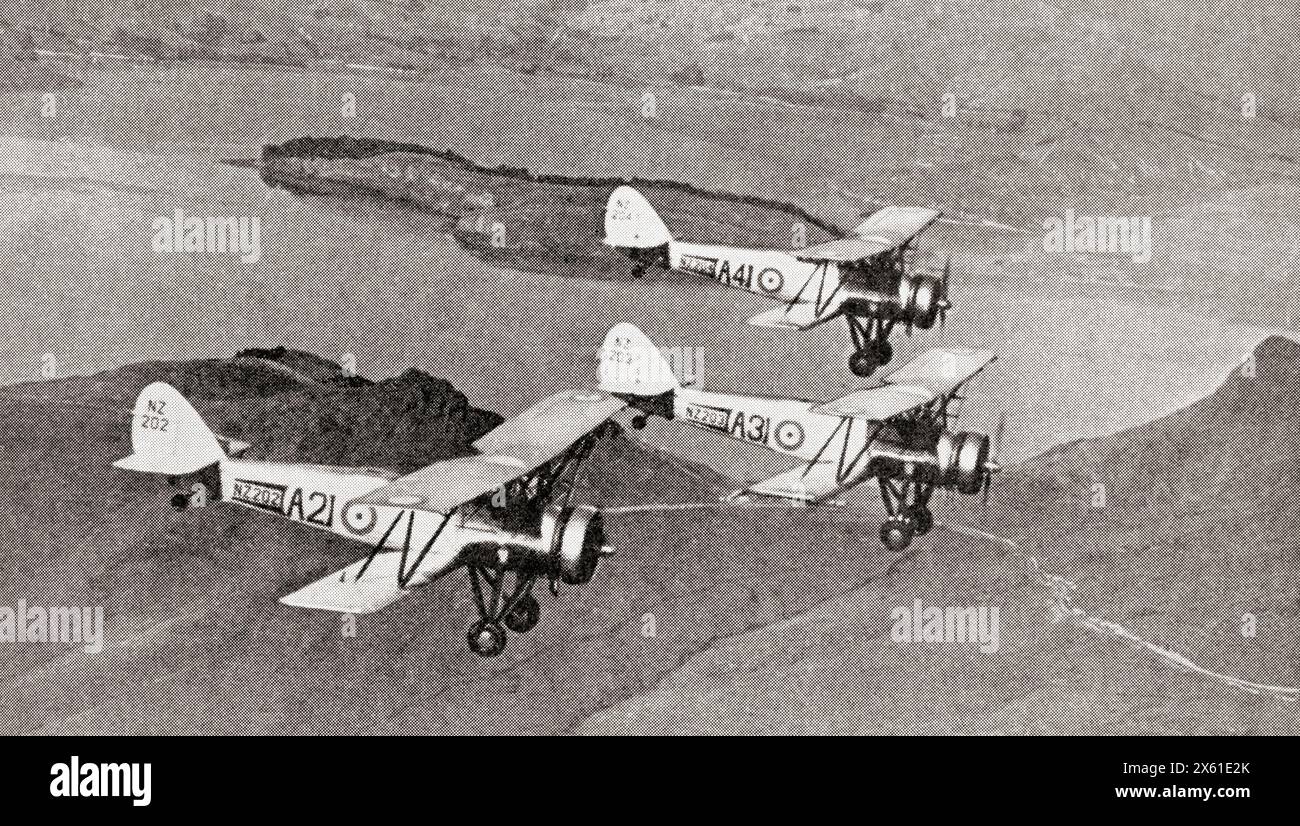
left=599, top=323, right=679, bottom=397
left=603, top=185, right=672, bottom=249
left=114, top=382, right=226, bottom=475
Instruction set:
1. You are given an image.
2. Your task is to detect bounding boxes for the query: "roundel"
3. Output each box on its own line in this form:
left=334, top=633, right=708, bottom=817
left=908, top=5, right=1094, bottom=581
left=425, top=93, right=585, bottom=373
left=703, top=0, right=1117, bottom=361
left=757, top=268, right=784, bottom=294
left=343, top=502, right=378, bottom=535
left=774, top=420, right=805, bottom=451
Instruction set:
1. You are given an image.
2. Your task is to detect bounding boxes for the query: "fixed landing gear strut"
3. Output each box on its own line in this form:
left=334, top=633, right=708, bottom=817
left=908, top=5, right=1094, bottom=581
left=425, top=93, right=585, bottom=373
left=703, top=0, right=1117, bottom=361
left=465, top=567, right=539, bottom=657
left=877, top=477, right=934, bottom=553
left=847, top=316, right=896, bottom=378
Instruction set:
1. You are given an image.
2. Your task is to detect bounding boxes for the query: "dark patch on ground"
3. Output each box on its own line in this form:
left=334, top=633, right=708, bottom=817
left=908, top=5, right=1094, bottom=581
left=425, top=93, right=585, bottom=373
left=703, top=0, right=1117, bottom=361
left=256, top=136, right=841, bottom=281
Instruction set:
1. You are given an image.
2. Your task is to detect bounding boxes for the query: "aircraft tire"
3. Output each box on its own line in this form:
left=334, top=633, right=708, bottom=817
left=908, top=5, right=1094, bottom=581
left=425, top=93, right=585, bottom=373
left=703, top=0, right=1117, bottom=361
left=467, top=620, right=508, bottom=657
left=905, top=506, right=933, bottom=536
left=872, top=339, right=894, bottom=365
left=849, top=350, right=878, bottom=377
left=504, top=595, right=541, bottom=634
left=880, top=518, right=915, bottom=553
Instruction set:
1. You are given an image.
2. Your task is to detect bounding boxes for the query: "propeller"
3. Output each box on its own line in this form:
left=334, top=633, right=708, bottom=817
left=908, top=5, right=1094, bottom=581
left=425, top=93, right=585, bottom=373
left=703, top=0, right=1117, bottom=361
left=937, top=255, right=953, bottom=330
left=982, top=410, right=1008, bottom=506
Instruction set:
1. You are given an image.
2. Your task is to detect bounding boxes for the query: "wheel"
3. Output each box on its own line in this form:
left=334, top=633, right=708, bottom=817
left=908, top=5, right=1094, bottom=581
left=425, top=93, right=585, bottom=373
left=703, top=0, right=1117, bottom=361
left=848, top=350, right=879, bottom=377
left=906, top=506, right=933, bottom=536
left=631, top=414, right=648, bottom=430
left=170, top=492, right=190, bottom=511
left=504, top=594, right=540, bottom=634
left=467, top=620, right=508, bottom=657
left=879, top=518, right=915, bottom=553
left=870, top=339, right=894, bottom=365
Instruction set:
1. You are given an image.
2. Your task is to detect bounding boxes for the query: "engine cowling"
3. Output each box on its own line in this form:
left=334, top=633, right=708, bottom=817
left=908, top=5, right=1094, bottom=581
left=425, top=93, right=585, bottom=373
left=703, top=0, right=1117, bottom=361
left=936, top=431, right=990, bottom=494
left=866, top=430, right=993, bottom=496
left=542, top=504, right=607, bottom=584
left=468, top=505, right=609, bottom=585
left=896, top=273, right=943, bottom=329
left=843, top=273, right=945, bottom=328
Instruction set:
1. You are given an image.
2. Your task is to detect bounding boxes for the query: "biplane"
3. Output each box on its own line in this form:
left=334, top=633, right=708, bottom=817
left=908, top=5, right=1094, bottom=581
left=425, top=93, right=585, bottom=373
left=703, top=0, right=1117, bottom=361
left=114, top=382, right=624, bottom=656
left=600, top=323, right=1001, bottom=552
left=604, top=186, right=952, bottom=377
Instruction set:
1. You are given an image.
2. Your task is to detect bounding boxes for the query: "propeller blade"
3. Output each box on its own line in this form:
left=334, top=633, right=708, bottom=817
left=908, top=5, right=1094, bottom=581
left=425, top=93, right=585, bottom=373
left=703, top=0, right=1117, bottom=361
left=991, top=410, right=1008, bottom=462
left=982, top=411, right=1008, bottom=508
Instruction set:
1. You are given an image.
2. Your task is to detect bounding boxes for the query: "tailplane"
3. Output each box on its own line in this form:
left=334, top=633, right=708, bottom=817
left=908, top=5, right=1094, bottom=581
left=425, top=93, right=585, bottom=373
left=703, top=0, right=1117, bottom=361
left=114, top=382, right=227, bottom=475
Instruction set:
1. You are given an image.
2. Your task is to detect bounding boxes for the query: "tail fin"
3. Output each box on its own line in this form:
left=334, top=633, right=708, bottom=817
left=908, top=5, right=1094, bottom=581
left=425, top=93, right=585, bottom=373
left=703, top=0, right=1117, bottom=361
left=113, top=382, right=226, bottom=475
left=600, top=323, right=679, bottom=397
left=604, top=186, right=672, bottom=249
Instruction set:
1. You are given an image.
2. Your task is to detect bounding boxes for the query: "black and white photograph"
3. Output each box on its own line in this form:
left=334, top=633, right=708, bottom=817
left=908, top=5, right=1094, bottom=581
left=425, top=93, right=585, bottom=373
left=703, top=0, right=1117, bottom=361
left=0, top=0, right=1295, bottom=774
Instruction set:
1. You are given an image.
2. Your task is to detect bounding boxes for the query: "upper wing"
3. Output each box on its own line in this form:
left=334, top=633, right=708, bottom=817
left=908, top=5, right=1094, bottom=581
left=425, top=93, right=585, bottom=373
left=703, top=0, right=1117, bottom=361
left=795, top=206, right=941, bottom=263
left=353, top=390, right=625, bottom=514
left=812, top=348, right=996, bottom=420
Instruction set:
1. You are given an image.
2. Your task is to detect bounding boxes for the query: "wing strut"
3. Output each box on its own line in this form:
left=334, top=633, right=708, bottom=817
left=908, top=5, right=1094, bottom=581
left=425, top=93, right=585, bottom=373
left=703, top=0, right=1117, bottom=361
left=398, top=509, right=456, bottom=588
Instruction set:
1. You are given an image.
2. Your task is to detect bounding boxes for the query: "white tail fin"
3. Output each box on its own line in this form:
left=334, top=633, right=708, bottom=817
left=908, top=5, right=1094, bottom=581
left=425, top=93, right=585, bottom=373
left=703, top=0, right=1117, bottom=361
left=114, top=382, right=226, bottom=475
left=604, top=185, right=672, bottom=249
left=599, top=323, right=679, bottom=396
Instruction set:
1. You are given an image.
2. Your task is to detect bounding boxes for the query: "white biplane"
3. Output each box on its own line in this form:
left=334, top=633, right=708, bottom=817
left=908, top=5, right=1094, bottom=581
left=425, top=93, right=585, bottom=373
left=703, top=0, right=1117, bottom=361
left=604, top=186, right=951, bottom=377
left=600, top=323, right=1001, bottom=552
left=114, top=382, right=625, bottom=656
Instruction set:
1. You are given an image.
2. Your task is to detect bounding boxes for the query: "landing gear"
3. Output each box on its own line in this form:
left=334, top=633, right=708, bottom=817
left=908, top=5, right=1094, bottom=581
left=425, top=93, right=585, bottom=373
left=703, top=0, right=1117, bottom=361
left=846, top=317, right=897, bottom=377
left=876, top=477, right=936, bottom=552
left=880, top=518, right=915, bottom=553
left=902, top=506, right=932, bottom=536
left=467, top=620, right=507, bottom=657
left=504, top=594, right=540, bottom=633
left=464, top=566, right=539, bottom=657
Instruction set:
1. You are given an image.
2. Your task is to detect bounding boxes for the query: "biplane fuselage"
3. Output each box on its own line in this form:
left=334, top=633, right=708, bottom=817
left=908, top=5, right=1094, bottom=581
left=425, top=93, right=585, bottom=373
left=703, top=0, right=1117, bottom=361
left=602, top=322, right=998, bottom=539
left=666, top=240, right=836, bottom=306
left=216, top=459, right=472, bottom=577
left=671, top=385, right=860, bottom=464
left=605, top=185, right=947, bottom=377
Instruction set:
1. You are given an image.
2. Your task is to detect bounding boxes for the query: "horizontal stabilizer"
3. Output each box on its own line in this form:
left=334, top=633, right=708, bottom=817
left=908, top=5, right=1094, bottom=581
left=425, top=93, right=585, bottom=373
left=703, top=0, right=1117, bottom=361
left=747, top=301, right=839, bottom=330
left=218, top=437, right=251, bottom=457
left=280, top=553, right=419, bottom=614
left=813, top=348, right=996, bottom=420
